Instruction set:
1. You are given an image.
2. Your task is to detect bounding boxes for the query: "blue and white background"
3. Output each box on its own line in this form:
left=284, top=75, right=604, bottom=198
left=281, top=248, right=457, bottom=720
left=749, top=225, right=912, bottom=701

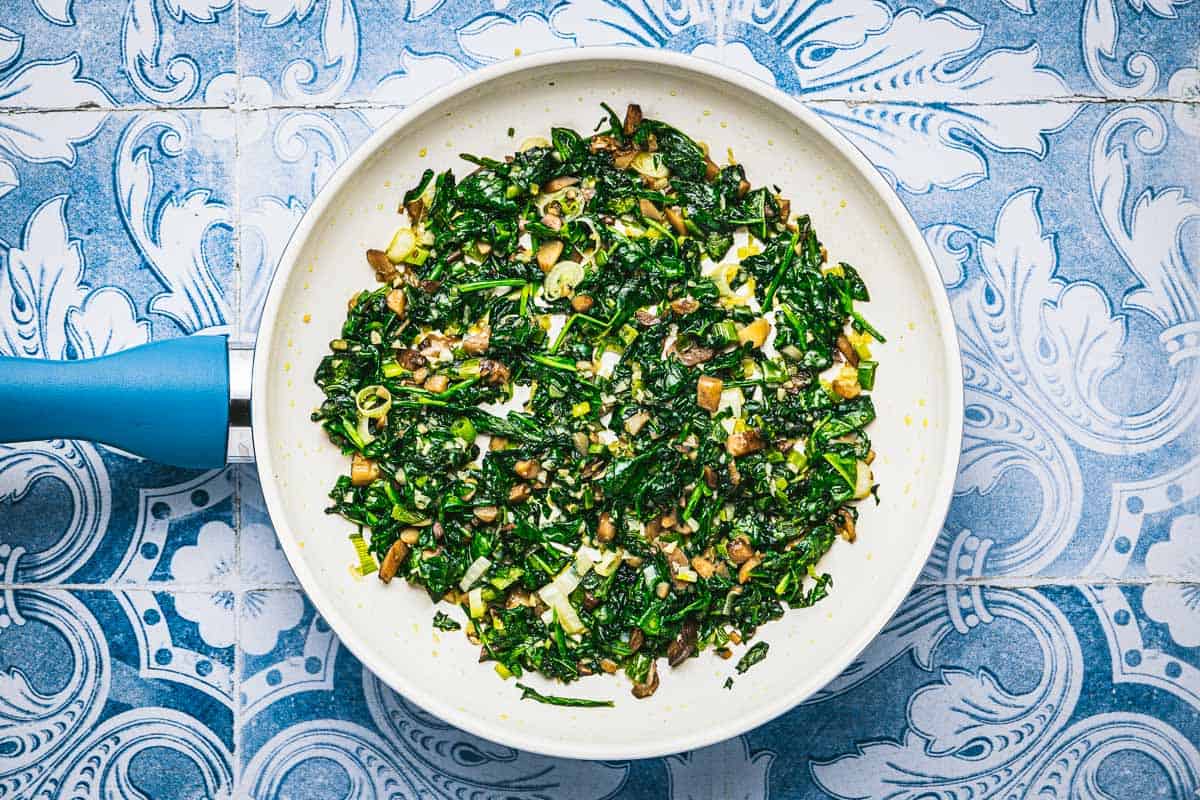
left=0, top=0, right=1198, bottom=797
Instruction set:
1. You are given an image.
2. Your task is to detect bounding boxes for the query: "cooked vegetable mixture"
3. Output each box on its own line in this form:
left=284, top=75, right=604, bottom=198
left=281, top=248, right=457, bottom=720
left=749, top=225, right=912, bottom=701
left=313, top=104, right=882, bottom=700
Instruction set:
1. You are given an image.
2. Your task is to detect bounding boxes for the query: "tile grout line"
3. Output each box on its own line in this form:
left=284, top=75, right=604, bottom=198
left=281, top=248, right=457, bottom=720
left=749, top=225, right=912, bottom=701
left=232, top=4, right=244, bottom=793
left=0, top=95, right=1199, bottom=116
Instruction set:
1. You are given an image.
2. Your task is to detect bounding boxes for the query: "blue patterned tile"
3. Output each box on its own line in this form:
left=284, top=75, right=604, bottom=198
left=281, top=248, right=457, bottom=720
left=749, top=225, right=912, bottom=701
left=0, top=109, right=236, bottom=342
left=232, top=584, right=1200, bottom=798
left=0, top=0, right=236, bottom=108
left=884, top=101, right=1200, bottom=580
left=237, top=465, right=300, bottom=586
left=0, top=456, right=236, bottom=585
left=719, top=0, right=1200, bottom=101
left=238, top=1, right=717, bottom=108
left=0, top=2, right=1197, bottom=797
left=0, top=588, right=233, bottom=798
left=237, top=108, right=375, bottom=337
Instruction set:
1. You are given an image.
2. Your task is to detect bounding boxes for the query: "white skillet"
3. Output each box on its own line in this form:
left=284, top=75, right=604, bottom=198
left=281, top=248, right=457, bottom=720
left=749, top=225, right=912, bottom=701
left=0, top=48, right=962, bottom=760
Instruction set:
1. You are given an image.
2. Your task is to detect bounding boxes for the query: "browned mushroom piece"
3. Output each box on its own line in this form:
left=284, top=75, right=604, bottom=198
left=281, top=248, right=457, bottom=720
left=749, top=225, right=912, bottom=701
left=419, top=278, right=442, bottom=294
left=599, top=658, right=619, bottom=674
left=623, top=103, right=643, bottom=136
left=423, top=374, right=449, bottom=393
left=396, top=348, right=427, bottom=371
left=702, top=464, right=719, bottom=490
left=666, top=618, right=699, bottom=667
left=832, top=374, right=861, bottom=399
left=670, top=296, right=699, bottom=315
left=597, top=512, right=617, bottom=543
left=350, top=454, right=381, bottom=486
left=664, top=206, right=687, bottom=236
left=463, top=328, right=491, bottom=355
left=479, top=359, right=511, bottom=385
left=542, top=175, right=580, bottom=193
left=696, top=375, right=723, bottom=413
left=540, top=213, right=564, bottom=232
left=628, top=628, right=645, bottom=654
left=838, top=508, right=857, bottom=542
left=643, top=517, right=663, bottom=541
left=737, top=178, right=751, bottom=198
left=508, top=483, right=532, bottom=504
left=631, top=660, right=660, bottom=698
left=366, top=248, right=396, bottom=282
left=660, top=545, right=690, bottom=590
left=612, top=148, right=638, bottom=170
left=737, top=318, right=769, bottom=349
left=638, top=198, right=663, bottom=222
left=676, top=344, right=715, bottom=367
left=776, top=197, right=791, bottom=222
left=725, top=430, right=765, bottom=457
left=836, top=334, right=860, bottom=366
left=378, top=540, right=410, bottom=583
left=513, top=459, right=540, bottom=480
left=704, top=157, right=720, bottom=181
left=623, top=410, right=651, bottom=436
left=571, top=294, right=594, bottom=313
left=634, top=308, right=662, bottom=327
left=385, top=288, right=407, bottom=318
left=727, top=536, right=755, bottom=565
left=399, top=528, right=421, bottom=545
left=589, top=135, right=620, bottom=152
left=404, top=198, right=424, bottom=226
left=537, top=239, right=564, bottom=272
left=473, top=505, right=499, bottom=523
left=690, top=555, right=716, bottom=579
left=738, top=554, right=763, bottom=584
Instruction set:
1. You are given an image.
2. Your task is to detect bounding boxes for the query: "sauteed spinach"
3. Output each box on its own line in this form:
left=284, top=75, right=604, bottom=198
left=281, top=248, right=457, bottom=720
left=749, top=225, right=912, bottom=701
left=313, top=104, right=882, bottom=699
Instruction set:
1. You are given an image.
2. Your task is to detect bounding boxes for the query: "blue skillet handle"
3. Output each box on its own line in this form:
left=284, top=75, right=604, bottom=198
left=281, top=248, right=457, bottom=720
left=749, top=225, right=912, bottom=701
left=0, top=335, right=230, bottom=468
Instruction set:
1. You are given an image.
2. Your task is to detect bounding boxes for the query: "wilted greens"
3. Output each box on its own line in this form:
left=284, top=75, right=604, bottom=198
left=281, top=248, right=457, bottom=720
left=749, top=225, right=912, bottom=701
left=312, top=104, right=882, bottom=700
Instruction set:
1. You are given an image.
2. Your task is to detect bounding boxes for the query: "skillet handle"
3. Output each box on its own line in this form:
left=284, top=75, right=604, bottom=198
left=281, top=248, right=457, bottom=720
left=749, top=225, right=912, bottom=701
left=0, top=335, right=230, bottom=468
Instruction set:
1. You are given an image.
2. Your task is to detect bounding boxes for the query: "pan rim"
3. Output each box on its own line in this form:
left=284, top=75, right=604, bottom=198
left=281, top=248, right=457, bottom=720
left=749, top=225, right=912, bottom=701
left=251, top=46, right=965, bottom=760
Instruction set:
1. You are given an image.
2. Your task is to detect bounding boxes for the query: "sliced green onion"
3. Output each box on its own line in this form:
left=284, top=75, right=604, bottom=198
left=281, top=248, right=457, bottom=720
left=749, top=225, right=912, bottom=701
left=858, top=360, right=877, bottom=391
left=543, top=260, right=585, bottom=300
left=451, top=417, right=476, bottom=443
left=382, top=361, right=404, bottom=379
left=468, top=587, right=486, bottom=618
left=459, top=556, right=492, bottom=591
left=386, top=228, right=417, bottom=264
left=853, top=460, right=873, bottom=499
left=631, top=151, right=669, bottom=179
left=355, top=385, right=392, bottom=419
left=593, top=549, right=623, bottom=577
left=571, top=401, right=591, bottom=418
left=713, top=320, right=739, bottom=344
left=349, top=533, right=378, bottom=576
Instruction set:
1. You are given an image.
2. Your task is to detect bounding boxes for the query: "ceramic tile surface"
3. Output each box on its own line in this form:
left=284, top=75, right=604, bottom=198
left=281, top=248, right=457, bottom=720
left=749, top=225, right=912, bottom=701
left=1, top=1, right=1198, bottom=798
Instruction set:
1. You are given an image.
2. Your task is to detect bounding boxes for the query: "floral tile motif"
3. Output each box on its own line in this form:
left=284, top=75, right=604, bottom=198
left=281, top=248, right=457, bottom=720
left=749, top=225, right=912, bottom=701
left=1, top=1, right=1198, bottom=798
left=237, top=108, right=376, bottom=337
left=0, top=587, right=233, bottom=798
left=234, top=584, right=1200, bottom=798
left=237, top=1, right=718, bottom=108
left=719, top=0, right=1200, bottom=101
left=1, top=0, right=236, bottom=108
left=0, top=453, right=237, bottom=585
